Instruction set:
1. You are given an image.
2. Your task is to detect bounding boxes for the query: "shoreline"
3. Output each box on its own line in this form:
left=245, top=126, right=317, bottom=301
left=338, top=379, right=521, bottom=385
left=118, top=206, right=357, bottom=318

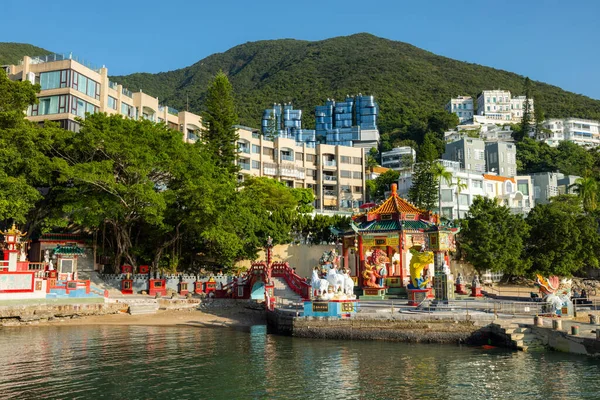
left=1, top=306, right=267, bottom=329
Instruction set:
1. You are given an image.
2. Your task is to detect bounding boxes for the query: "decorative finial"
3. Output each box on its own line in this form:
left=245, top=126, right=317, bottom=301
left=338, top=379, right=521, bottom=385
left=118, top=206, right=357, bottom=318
left=391, top=183, right=397, bottom=195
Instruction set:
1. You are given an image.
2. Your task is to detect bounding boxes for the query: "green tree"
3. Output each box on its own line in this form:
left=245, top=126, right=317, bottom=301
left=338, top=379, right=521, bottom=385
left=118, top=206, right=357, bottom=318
left=453, top=177, right=468, bottom=220
left=369, top=170, right=400, bottom=202
left=416, top=132, right=440, bottom=163
left=533, top=95, right=545, bottom=135
left=48, top=113, right=230, bottom=271
left=430, top=161, right=453, bottom=217
left=516, top=77, right=533, bottom=141
left=458, top=197, right=530, bottom=276
left=201, top=71, right=239, bottom=176
left=0, top=70, right=53, bottom=224
left=569, top=173, right=598, bottom=213
left=366, top=147, right=379, bottom=171
left=555, top=141, right=594, bottom=176
left=408, top=162, right=437, bottom=211
left=525, top=195, right=600, bottom=276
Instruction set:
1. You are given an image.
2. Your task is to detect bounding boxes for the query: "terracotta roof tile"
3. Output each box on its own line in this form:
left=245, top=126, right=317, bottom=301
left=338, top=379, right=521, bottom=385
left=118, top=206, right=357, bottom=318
left=483, top=174, right=516, bottom=183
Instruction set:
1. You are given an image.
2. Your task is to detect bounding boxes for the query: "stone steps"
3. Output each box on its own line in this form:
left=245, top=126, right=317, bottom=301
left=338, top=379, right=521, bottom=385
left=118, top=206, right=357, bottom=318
left=128, top=302, right=159, bottom=315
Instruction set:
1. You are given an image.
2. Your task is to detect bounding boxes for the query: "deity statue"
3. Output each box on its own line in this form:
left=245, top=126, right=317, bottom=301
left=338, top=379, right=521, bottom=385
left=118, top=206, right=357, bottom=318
left=408, top=245, right=434, bottom=290
left=456, top=273, right=464, bottom=285
left=536, top=275, right=573, bottom=316
left=472, top=275, right=481, bottom=288
left=362, top=248, right=388, bottom=288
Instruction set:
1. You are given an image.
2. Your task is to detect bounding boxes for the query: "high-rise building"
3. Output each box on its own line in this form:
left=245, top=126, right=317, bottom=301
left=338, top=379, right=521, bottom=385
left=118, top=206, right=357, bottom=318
left=445, top=96, right=473, bottom=123
left=236, top=126, right=365, bottom=214
left=3, top=54, right=202, bottom=142
left=261, top=94, right=379, bottom=149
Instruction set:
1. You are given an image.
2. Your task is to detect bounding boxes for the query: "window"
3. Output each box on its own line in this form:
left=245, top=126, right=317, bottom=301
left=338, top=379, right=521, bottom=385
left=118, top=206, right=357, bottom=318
left=353, top=171, right=362, bottom=179
left=40, top=71, right=61, bottom=89
left=472, top=180, right=483, bottom=189
left=340, top=170, right=352, bottom=178
left=295, top=152, right=304, bottom=161
left=441, top=189, right=453, bottom=202
left=306, top=154, right=315, bottom=162
left=341, top=185, right=351, bottom=193
left=107, top=96, right=117, bottom=110
left=340, top=156, right=351, bottom=164
left=442, top=207, right=453, bottom=219
left=517, top=180, right=529, bottom=195
left=252, top=145, right=260, bottom=154
left=506, top=181, right=513, bottom=193
left=307, top=169, right=317, bottom=179
left=459, top=193, right=469, bottom=205
left=487, top=183, right=494, bottom=192
left=353, top=186, right=363, bottom=193
left=262, top=147, right=274, bottom=157
left=121, top=102, right=134, bottom=118
left=352, top=157, right=362, bottom=165
left=252, top=160, right=260, bottom=169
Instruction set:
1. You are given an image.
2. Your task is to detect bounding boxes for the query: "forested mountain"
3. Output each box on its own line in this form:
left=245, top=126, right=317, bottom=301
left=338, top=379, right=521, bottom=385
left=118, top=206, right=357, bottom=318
left=0, top=43, right=52, bottom=65
left=111, top=33, right=600, bottom=145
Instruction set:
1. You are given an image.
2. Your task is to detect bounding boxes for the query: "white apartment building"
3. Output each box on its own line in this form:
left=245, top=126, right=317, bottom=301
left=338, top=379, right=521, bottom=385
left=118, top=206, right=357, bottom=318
left=540, top=118, right=600, bottom=148
left=476, top=90, right=533, bottom=123
left=381, top=146, right=416, bottom=171
left=236, top=126, right=366, bottom=214
left=4, top=54, right=201, bottom=142
left=445, top=96, right=474, bottom=123
left=397, top=160, right=534, bottom=219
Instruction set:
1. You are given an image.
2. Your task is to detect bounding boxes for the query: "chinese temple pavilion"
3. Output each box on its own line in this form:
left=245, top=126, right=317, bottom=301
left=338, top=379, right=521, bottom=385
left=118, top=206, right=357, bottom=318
left=341, top=184, right=439, bottom=288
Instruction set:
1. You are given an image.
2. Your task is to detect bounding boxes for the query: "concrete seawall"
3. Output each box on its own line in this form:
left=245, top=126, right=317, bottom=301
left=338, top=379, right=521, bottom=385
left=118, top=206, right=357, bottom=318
left=0, top=302, right=124, bottom=326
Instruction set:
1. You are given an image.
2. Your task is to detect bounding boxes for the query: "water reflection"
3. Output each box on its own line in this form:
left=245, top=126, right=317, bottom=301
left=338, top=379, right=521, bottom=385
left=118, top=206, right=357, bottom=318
left=0, top=326, right=599, bottom=399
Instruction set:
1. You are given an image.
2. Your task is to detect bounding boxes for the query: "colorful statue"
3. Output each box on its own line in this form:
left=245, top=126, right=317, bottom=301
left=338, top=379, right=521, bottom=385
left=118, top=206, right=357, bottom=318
left=326, top=266, right=344, bottom=293
left=362, top=248, right=388, bottom=288
left=536, top=275, right=573, bottom=316
left=408, top=245, right=434, bottom=290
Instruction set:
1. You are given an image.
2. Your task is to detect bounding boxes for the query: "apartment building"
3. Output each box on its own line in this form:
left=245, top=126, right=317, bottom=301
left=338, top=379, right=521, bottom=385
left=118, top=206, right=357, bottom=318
left=396, top=160, right=534, bottom=218
left=540, top=118, right=600, bottom=148
left=445, top=96, right=474, bottom=123
left=3, top=54, right=201, bottom=142
left=476, top=90, right=533, bottom=123
left=485, top=142, right=517, bottom=177
left=443, top=138, right=486, bottom=173
left=381, top=146, right=416, bottom=171
left=529, top=172, right=580, bottom=204
left=236, top=126, right=366, bottom=214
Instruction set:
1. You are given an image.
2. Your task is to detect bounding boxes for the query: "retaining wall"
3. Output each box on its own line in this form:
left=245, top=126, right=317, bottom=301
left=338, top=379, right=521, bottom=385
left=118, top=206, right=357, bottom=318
left=100, top=274, right=232, bottom=293
left=0, top=302, right=123, bottom=325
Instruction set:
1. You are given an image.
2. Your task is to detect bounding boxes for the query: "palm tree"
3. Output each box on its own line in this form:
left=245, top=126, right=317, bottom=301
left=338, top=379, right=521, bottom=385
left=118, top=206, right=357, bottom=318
left=430, top=162, right=453, bottom=219
left=569, top=173, right=598, bottom=213
left=453, top=177, right=468, bottom=220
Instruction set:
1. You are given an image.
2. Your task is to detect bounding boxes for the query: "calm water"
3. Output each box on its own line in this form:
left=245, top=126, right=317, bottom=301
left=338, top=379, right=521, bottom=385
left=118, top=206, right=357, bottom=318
left=0, top=325, right=599, bottom=399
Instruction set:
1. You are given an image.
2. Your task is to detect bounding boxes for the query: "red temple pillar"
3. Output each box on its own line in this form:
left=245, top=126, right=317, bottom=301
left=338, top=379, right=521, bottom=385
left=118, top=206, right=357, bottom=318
left=358, top=235, right=365, bottom=287
left=386, top=245, right=393, bottom=276
left=398, top=233, right=405, bottom=286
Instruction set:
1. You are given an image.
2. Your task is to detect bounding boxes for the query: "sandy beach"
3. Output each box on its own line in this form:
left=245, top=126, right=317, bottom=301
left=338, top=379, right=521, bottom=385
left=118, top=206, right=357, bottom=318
left=10, top=303, right=268, bottom=329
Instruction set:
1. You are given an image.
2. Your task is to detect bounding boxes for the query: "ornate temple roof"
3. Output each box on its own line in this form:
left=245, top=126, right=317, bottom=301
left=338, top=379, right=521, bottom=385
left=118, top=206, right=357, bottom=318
left=355, top=219, right=435, bottom=233
left=367, top=184, right=424, bottom=216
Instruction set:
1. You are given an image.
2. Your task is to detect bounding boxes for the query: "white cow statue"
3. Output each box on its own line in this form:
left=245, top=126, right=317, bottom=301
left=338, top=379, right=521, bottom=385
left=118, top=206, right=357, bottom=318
left=326, top=266, right=345, bottom=294
left=311, top=268, right=329, bottom=297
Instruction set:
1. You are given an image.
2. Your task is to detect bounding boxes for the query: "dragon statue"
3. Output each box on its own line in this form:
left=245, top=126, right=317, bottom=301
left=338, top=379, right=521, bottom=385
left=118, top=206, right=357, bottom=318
left=535, top=274, right=573, bottom=316
left=408, top=245, right=434, bottom=290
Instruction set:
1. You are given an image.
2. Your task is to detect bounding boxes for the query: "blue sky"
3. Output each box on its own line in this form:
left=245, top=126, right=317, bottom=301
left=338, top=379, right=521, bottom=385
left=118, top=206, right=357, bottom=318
left=3, top=0, right=599, bottom=99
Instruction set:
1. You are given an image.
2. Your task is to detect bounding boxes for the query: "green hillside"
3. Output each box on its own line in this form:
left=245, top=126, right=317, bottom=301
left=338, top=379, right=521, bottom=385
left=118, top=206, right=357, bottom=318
left=112, top=33, right=600, bottom=142
left=0, top=43, right=52, bottom=65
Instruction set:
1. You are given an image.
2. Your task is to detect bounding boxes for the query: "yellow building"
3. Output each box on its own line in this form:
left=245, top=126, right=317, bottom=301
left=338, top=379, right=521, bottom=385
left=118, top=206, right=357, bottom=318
left=236, top=126, right=366, bottom=214
left=3, top=54, right=201, bottom=142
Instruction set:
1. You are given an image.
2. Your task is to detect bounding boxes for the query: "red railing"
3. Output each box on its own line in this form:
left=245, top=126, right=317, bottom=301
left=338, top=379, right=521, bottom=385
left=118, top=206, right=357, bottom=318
left=271, top=262, right=311, bottom=300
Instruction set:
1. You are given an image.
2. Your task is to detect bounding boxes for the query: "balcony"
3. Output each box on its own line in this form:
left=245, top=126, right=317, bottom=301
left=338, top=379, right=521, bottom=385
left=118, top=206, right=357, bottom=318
left=323, top=160, right=337, bottom=168
left=324, top=190, right=337, bottom=196
left=281, top=154, right=294, bottom=162
left=323, top=175, right=337, bottom=182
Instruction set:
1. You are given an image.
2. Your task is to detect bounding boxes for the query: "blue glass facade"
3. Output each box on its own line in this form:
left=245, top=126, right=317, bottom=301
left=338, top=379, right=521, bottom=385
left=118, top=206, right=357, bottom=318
left=261, top=95, right=378, bottom=148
